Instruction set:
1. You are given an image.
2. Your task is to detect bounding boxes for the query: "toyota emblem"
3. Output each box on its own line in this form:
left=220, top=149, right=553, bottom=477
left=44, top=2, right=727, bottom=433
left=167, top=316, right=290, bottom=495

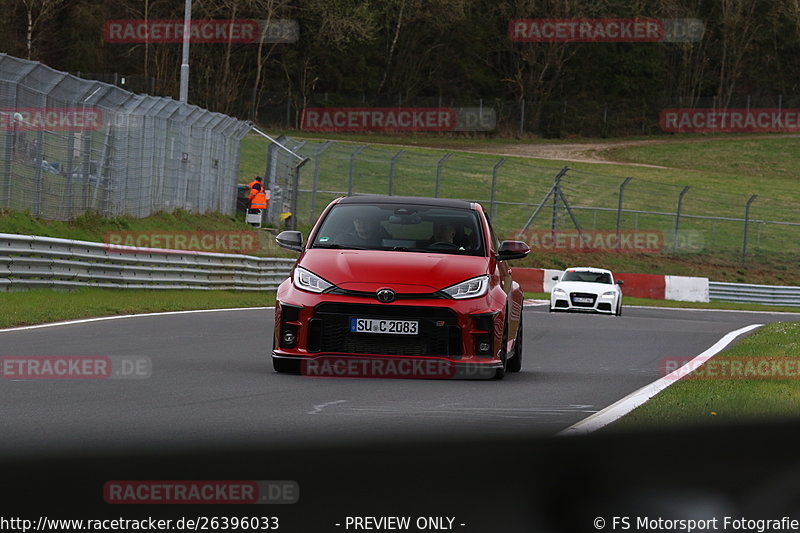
left=376, top=289, right=396, bottom=303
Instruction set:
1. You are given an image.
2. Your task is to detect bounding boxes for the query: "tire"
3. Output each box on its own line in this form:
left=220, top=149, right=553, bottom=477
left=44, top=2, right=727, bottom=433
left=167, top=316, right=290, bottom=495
left=273, top=356, right=300, bottom=374
left=616, top=300, right=623, bottom=316
left=506, top=314, right=523, bottom=373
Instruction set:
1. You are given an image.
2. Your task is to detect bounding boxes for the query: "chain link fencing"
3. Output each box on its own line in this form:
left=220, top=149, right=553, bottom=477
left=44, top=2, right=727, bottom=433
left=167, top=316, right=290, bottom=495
left=0, top=53, right=251, bottom=221
left=264, top=136, right=800, bottom=268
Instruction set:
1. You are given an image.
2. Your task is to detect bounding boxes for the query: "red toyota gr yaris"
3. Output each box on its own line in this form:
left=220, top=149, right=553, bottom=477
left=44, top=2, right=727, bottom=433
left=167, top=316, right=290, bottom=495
left=273, top=196, right=530, bottom=379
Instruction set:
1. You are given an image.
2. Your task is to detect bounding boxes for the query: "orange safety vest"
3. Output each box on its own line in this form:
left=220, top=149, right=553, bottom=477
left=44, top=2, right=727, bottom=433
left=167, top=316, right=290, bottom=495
left=251, top=189, right=268, bottom=210
left=247, top=180, right=263, bottom=203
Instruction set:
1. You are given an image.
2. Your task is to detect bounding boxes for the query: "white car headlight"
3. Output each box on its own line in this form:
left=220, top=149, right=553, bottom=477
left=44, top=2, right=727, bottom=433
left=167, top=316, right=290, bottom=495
left=600, top=291, right=616, bottom=299
left=442, top=275, right=489, bottom=299
left=553, top=287, right=566, bottom=296
left=293, top=267, right=334, bottom=293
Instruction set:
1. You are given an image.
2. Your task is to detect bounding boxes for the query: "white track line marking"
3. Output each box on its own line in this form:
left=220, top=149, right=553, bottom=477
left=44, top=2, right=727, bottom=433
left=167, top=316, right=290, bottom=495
left=0, top=307, right=274, bottom=334
left=308, top=400, right=348, bottom=415
left=559, top=323, right=764, bottom=435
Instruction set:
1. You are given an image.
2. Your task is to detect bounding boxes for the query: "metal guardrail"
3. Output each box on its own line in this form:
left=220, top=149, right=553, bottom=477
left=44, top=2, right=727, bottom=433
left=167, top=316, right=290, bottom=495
left=709, top=281, right=800, bottom=307
left=0, top=233, right=295, bottom=291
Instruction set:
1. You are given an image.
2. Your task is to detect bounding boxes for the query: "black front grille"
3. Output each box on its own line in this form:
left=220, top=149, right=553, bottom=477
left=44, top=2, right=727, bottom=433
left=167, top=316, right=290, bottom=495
left=570, top=292, right=597, bottom=307
left=309, top=303, right=461, bottom=357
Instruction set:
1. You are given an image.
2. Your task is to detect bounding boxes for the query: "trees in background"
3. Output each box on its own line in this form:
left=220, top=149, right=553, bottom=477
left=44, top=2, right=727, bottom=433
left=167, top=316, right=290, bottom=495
left=3, top=0, right=799, bottom=134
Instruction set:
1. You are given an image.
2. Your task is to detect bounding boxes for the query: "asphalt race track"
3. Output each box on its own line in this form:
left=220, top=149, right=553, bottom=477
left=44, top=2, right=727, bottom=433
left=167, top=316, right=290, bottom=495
left=0, top=305, right=790, bottom=454
left=3, top=305, right=800, bottom=531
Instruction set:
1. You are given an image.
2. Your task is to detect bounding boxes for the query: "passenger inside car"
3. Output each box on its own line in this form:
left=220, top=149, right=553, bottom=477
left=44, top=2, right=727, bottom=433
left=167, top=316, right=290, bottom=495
left=335, top=211, right=391, bottom=247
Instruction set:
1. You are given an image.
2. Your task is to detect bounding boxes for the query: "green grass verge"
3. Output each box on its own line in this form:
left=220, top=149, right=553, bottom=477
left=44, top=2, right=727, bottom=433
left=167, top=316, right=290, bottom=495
left=608, top=322, right=800, bottom=427
left=603, top=137, right=800, bottom=202
left=525, top=292, right=800, bottom=313
left=0, top=289, right=275, bottom=329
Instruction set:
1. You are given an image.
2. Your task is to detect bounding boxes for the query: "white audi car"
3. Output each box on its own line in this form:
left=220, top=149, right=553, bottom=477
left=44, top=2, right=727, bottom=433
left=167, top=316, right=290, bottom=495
left=549, top=267, right=624, bottom=316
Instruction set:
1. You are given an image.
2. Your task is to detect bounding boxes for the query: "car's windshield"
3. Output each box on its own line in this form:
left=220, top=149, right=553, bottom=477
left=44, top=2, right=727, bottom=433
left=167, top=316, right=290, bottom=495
left=562, top=270, right=612, bottom=284
left=311, top=203, right=484, bottom=256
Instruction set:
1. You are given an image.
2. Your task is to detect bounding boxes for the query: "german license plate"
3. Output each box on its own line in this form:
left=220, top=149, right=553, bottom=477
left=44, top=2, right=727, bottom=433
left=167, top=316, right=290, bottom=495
left=573, top=297, right=593, bottom=303
left=350, top=318, right=419, bottom=335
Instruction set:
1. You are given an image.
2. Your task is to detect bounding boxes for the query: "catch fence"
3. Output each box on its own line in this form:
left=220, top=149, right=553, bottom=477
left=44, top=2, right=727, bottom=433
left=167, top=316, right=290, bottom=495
left=0, top=53, right=251, bottom=221
left=264, top=136, right=799, bottom=267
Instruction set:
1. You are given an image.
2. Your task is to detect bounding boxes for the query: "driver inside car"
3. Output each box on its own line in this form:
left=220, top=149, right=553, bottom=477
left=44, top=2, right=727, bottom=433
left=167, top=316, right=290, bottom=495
left=423, top=220, right=470, bottom=250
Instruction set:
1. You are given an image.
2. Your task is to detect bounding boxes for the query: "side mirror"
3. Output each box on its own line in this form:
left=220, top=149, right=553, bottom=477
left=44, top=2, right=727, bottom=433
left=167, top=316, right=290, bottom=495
left=276, top=230, right=303, bottom=252
left=552, top=275, right=559, bottom=281
left=496, top=240, right=530, bottom=261
left=616, top=279, right=624, bottom=286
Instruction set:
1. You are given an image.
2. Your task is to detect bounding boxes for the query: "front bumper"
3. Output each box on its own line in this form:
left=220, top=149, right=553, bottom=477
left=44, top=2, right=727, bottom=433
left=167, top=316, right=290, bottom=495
left=550, top=292, right=617, bottom=314
left=273, top=279, right=509, bottom=377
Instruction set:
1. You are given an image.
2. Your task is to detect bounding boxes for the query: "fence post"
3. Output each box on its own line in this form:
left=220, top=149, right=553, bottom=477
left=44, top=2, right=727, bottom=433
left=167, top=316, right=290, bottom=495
left=348, top=145, right=366, bottom=196
left=2, top=121, right=12, bottom=209
left=289, top=158, right=310, bottom=230
left=517, top=166, right=569, bottom=236
left=490, top=158, right=506, bottom=219
left=435, top=153, right=451, bottom=198
left=309, top=141, right=332, bottom=222
left=64, top=129, right=75, bottom=219
left=264, top=134, right=286, bottom=181
left=551, top=168, right=565, bottom=231
left=519, top=98, right=525, bottom=136
left=32, top=129, right=44, bottom=217
left=616, top=177, right=633, bottom=237
left=389, top=150, right=404, bottom=196
left=673, top=186, right=690, bottom=253
left=264, top=135, right=286, bottom=225
left=742, top=194, right=758, bottom=265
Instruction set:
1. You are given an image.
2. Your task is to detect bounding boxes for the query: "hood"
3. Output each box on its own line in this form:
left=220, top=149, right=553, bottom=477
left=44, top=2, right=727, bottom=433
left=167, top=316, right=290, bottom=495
left=299, top=249, right=488, bottom=293
left=554, top=281, right=618, bottom=294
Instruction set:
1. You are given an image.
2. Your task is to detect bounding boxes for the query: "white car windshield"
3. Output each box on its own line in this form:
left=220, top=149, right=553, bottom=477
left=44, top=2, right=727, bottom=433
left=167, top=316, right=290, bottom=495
left=562, top=271, right=612, bottom=284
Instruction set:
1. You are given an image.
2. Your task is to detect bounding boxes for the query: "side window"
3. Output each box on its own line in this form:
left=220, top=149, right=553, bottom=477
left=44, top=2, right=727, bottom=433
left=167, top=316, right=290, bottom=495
left=485, top=216, right=501, bottom=253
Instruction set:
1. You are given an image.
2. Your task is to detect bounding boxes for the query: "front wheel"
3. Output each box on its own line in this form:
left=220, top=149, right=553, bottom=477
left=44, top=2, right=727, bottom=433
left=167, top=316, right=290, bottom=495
left=506, top=314, right=523, bottom=373
left=616, top=300, right=623, bottom=317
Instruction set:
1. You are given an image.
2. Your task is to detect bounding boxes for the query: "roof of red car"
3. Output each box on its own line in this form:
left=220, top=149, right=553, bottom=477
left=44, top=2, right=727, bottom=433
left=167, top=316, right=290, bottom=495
left=337, top=195, right=475, bottom=210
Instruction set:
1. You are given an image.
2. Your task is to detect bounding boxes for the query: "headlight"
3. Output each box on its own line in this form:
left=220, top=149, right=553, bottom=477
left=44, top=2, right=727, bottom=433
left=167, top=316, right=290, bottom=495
left=293, top=267, right=333, bottom=293
left=553, top=288, right=566, bottom=296
left=442, top=275, right=489, bottom=299
left=600, top=291, right=616, bottom=299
